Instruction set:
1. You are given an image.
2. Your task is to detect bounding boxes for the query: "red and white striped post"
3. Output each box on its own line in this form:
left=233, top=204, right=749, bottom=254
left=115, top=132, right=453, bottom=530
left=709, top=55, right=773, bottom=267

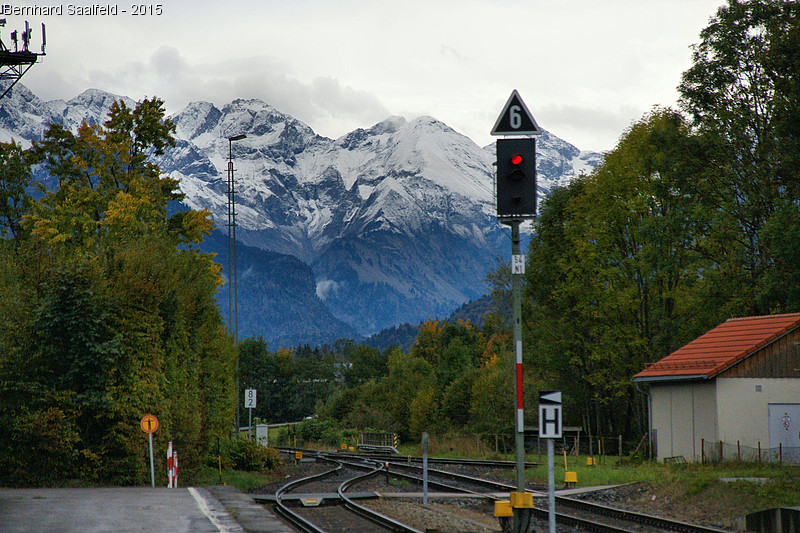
left=167, top=441, right=178, bottom=488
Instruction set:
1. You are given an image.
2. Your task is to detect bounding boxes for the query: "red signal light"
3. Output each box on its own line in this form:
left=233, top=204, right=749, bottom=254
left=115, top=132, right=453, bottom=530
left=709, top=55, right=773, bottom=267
left=510, top=154, right=523, bottom=165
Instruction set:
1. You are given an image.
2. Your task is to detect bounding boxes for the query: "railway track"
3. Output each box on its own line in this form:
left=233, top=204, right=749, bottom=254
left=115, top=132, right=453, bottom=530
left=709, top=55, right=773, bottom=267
left=271, top=454, right=422, bottom=533
left=269, top=449, right=732, bottom=533
left=537, top=495, right=732, bottom=533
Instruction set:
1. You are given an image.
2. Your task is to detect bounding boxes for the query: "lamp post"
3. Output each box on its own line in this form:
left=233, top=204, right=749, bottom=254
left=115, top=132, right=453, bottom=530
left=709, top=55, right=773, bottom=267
left=227, top=133, right=246, bottom=434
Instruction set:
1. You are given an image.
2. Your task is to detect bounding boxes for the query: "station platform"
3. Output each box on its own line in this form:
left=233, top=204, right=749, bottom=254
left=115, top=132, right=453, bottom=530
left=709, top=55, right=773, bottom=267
left=206, top=485, right=295, bottom=532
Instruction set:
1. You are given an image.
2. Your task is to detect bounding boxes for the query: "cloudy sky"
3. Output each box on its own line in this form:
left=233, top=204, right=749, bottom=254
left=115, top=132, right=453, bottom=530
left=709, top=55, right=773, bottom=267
left=7, top=0, right=725, bottom=152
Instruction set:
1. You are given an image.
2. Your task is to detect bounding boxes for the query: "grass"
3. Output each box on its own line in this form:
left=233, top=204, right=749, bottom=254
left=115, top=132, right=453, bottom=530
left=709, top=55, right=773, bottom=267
left=215, top=430, right=800, bottom=522
left=398, top=437, right=800, bottom=521
left=521, top=454, right=800, bottom=522
left=187, top=465, right=282, bottom=492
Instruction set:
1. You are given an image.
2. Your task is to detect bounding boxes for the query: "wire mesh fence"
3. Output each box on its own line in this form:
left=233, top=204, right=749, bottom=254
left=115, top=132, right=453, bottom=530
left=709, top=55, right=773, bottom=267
left=701, top=439, right=800, bottom=464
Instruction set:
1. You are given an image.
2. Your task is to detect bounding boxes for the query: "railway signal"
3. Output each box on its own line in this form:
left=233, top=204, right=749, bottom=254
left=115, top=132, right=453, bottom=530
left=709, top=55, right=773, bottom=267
left=496, top=138, right=537, bottom=218
left=490, top=90, right=541, bottom=533
left=491, top=89, right=542, bottom=136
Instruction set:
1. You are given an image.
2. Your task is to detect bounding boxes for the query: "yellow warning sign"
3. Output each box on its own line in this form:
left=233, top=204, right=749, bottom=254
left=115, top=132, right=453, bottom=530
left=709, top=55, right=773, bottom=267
left=140, top=414, right=159, bottom=434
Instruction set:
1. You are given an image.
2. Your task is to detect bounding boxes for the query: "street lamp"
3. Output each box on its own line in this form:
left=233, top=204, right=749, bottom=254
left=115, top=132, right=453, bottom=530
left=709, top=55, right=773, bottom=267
left=226, top=134, right=246, bottom=340
left=227, top=133, right=246, bottom=435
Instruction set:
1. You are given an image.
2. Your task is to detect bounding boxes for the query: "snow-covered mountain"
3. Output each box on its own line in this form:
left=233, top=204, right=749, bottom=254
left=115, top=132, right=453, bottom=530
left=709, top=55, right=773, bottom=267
left=0, top=84, right=602, bottom=341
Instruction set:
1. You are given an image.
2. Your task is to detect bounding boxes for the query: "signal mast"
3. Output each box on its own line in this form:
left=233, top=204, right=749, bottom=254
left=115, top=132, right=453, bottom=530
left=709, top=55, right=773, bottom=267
left=0, top=19, right=46, bottom=100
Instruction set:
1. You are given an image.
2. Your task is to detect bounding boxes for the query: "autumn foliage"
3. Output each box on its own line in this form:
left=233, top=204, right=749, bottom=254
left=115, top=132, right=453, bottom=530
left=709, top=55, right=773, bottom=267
left=0, top=98, right=236, bottom=485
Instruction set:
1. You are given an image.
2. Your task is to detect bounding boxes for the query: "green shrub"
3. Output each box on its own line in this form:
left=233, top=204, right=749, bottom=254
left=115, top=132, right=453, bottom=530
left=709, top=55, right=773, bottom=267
left=276, top=418, right=359, bottom=449
left=221, top=439, right=280, bottom=471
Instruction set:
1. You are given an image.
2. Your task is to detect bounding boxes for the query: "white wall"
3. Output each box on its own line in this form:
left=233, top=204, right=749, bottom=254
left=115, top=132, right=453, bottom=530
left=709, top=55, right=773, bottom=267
left=650, top=381, right=717, bottom=462
left=716, top=378, right=800, bottom=448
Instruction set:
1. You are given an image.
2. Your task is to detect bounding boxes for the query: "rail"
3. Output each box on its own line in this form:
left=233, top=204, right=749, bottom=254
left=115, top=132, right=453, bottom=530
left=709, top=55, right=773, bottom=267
left=272, top=452, right=422, bottom=533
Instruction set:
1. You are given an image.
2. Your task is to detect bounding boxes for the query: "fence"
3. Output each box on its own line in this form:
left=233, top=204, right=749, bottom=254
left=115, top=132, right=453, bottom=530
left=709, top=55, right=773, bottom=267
left=701, top=439, right=800, bottom=464
left=526, top=432, right=638, bottom=460
left=358, top=432, right=399, bottom=453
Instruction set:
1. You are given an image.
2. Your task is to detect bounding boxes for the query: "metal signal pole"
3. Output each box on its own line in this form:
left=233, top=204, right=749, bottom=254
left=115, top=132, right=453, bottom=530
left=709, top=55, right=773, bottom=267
left=227, top=133, right=246, bottom=435
left=511, top=220, right=524, bottom=490
left=491, top=90, right=542, bottom=533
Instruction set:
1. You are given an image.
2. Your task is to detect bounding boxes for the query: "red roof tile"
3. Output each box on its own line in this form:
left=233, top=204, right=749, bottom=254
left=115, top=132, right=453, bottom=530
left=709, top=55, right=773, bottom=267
left=633, top=313, right=800, bottom=381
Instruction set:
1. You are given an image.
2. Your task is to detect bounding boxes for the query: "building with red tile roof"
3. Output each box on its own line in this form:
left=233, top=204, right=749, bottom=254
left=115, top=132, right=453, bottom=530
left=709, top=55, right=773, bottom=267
left=633, top=314, right=800, bottom=462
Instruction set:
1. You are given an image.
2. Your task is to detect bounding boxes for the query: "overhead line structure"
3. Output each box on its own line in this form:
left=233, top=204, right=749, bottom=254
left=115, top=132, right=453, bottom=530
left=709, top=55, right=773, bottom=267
left=226, top=133, right=246, bottom=434
left=0, top=20, right=45, bottom=100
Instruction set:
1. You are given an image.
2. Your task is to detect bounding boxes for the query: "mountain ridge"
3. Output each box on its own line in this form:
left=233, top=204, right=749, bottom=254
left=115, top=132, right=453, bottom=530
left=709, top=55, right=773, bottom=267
left=0, top=83, right=602, bottom=343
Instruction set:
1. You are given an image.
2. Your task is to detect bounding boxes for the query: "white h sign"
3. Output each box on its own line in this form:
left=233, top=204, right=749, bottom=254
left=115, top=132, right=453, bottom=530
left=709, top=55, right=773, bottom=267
left=539, top=391, right=562, bottom=439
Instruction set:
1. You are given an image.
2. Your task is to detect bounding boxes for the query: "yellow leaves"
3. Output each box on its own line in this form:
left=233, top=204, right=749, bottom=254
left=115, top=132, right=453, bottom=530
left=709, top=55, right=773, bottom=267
left=168, top=208, right=215, bottom=245
left=102, top=190, right=161, bottom=237
left=480, top=332, right=508, bottom=369
left=26, top=187, right=100, bottom=247
left=455, top=318, right=473, bottom=330
left=420, top=318, right=441, bottom=336
left=275, top=347, right=295, bottom=362
left=411, top=318, right=441, bottom=363
left=28, top=98, right=208, bottom=249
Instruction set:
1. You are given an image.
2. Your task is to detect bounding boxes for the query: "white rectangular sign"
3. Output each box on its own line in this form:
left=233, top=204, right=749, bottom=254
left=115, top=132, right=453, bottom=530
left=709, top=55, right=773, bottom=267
left=512, top=254, right=526, bottom=275
left=244, top=389, right=257, bottom=409
left=539, top=405, right=562, bottom=439
left=538, top=390, right=562, bottom=439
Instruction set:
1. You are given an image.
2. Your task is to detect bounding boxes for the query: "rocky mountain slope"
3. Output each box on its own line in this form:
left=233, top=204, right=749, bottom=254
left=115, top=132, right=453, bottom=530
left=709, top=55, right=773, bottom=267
left=0, top=83, right=602, bottom=343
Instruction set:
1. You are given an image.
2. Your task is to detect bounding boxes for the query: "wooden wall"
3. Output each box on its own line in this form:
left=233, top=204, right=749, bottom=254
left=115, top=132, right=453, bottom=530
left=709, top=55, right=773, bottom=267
left=720, top=330, right=800, bottom=378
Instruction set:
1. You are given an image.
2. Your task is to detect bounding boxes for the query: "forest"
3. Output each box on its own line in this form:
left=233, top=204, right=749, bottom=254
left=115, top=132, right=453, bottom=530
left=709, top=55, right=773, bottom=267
left=0, top=98, right=236, bottom=485
left=0, top=0, right=798, bottom=484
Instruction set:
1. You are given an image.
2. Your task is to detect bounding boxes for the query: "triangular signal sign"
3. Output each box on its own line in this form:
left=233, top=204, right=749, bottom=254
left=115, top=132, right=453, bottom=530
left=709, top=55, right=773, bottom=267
left=539, top=390, right=562, bottom=404
left=491, top=90, right=542, bottom=136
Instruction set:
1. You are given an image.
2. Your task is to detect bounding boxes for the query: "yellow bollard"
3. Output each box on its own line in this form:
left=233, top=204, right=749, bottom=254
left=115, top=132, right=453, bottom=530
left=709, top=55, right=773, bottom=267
left=494, top=500, right=513, bottom=533
left=510, top=492, right=534, bottom=508
left=494, top=500, right=513, bottom=517
left=565, top=471, right=578, bottom=487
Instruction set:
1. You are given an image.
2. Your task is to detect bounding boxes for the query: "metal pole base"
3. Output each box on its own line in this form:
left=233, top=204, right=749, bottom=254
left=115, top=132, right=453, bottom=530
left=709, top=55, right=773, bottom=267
left=512, top=508, right=532, bottom=533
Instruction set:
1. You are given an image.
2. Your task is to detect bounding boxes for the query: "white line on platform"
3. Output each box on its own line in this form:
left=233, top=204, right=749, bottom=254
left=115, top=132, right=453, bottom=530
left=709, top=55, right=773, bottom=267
left=188, top=487, right=238, bottom=533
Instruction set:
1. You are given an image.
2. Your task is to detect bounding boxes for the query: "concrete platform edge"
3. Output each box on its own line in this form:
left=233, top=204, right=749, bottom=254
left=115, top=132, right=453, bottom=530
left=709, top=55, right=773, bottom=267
left=205, top=485, right=293, bottom=533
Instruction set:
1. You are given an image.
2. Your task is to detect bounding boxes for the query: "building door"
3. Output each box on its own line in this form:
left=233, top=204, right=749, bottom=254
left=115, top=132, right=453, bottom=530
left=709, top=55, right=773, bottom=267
left=768, top=403, right=800, bottom=463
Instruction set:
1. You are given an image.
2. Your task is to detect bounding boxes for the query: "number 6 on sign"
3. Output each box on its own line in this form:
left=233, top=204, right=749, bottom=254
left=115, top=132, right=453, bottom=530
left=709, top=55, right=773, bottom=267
left=244, top=389, right=256, bottom=408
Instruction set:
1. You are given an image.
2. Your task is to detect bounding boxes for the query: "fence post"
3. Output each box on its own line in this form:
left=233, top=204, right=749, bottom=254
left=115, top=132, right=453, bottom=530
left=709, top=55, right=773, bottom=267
left=737, top=441, right=741, bottom=463
left=780, top=443, right=783, bottom=464
left=702, top=438, right=705, bottom=464
left=619, top=435, right=622, bottom=460
left=719, top=440, right=723, bottom=462
left=537, top=435, right=541, bottom=463
left=758, top=441, right=761, bottom=463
